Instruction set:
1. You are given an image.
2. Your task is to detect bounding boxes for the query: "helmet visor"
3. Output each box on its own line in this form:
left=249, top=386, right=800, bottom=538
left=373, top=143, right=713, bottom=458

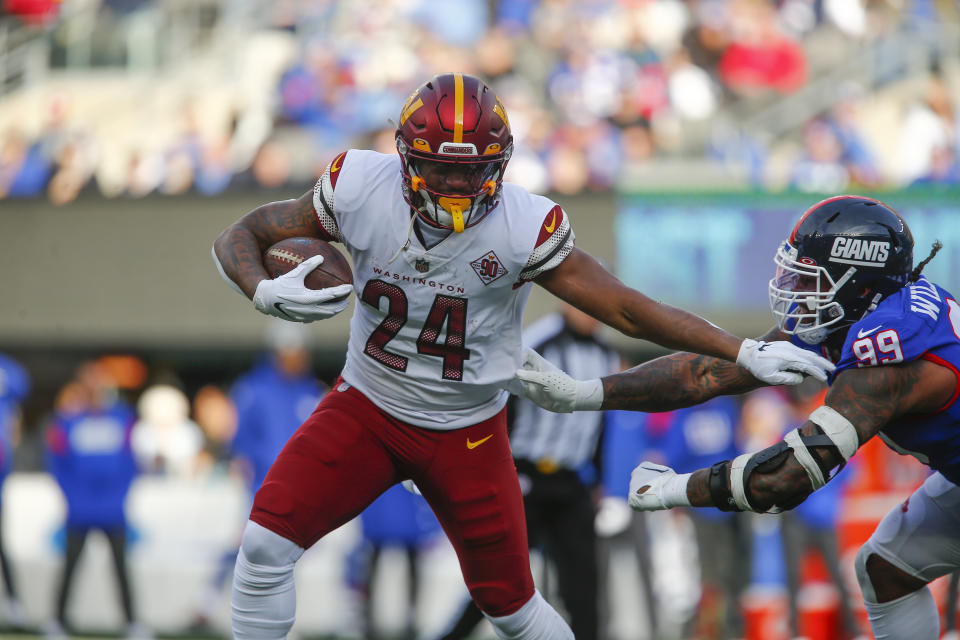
left=413, top=156, right=502, bottom=197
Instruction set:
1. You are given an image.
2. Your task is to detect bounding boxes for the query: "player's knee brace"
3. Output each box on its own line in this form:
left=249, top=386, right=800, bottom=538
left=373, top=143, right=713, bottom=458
left=232, top=521, right=304, bottom=640
left=483, top=590, right=573, bottom=640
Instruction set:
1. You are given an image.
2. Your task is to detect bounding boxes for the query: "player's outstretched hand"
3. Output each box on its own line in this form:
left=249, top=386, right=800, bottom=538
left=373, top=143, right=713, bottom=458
left=510, top=348, right=604, bottom=413
left=253, top=255, right=353, bottom=322
left=736, top=338, right=835, bottom=386
left=628, top=462, right=691, bottom=511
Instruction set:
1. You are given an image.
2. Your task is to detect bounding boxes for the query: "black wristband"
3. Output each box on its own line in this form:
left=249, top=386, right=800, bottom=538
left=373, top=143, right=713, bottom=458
left=709, top=460, right=741, bottom=512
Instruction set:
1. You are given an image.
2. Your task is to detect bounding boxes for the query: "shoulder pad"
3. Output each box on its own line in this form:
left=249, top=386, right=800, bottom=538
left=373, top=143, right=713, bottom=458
left=837, top=284, right=939, bottom=372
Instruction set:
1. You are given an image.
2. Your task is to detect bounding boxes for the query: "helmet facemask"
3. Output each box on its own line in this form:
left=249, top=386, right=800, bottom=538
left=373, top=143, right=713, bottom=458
left=398, top=136, right=511, bottom=233
left=769, top=242, right=856, bottom=345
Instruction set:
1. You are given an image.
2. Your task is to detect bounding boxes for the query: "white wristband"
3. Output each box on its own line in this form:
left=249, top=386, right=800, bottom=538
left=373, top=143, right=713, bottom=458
left=663, top=472, right=693, bottom=507
left=574, top=378, right=604, bottom=411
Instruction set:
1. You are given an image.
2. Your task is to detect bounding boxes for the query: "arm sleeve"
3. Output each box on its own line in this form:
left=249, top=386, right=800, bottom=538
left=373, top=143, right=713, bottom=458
left=517, top=205, right=575, bottom=281
left=312, top=151, right=347, bottom=242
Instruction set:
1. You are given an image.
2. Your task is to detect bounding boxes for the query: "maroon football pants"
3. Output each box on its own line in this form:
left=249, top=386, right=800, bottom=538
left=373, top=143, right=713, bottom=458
left=250, top=379, right=535, bottom=616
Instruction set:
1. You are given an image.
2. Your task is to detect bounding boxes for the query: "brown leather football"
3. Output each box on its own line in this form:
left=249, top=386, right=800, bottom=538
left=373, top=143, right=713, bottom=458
left=263, top=237, right=352, bottom=295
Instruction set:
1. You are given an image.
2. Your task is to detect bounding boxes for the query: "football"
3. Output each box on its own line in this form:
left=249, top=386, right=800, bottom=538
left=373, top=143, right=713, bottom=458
left=263, top=237, right=353, bottom=296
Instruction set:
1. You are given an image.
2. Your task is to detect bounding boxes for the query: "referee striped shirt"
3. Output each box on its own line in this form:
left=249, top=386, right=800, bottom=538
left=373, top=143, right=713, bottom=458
left=509, top=313, right=621, bottom=471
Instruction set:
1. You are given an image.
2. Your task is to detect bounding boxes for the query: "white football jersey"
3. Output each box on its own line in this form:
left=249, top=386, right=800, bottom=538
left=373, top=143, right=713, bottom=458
left=312, top=150, right=574, bottom=429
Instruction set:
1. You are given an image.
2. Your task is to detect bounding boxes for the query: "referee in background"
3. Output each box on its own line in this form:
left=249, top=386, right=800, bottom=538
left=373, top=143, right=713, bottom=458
left=435, top=303, right=621, bottom=640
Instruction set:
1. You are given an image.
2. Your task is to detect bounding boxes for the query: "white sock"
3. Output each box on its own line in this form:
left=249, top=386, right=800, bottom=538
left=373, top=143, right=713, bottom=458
left=231, top=521, right=304, bottom=640
left=483, top=590, right=573, bottom=640
left=864, top=586, right=939, bottom=640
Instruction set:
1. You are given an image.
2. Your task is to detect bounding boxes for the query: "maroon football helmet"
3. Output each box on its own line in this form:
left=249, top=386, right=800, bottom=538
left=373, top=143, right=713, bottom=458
left=396, top=73, right=513, bottom=232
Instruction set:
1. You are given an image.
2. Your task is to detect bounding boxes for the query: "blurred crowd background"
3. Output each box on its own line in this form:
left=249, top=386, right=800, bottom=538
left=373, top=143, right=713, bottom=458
left=0, top=330, right=948, bottom=639
left=2, top=0, right=960, bottom=205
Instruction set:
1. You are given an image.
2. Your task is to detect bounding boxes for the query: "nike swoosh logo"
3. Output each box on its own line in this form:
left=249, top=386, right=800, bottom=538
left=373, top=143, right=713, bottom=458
left=543, top=210, right=557, bottom=233
left=857, top=325, right=883, bottom=338
left=331, top=153, right=344, bottom=173
left=466, top=434, right=493, bottom=450
left=273, top=302, right=293, bottom=319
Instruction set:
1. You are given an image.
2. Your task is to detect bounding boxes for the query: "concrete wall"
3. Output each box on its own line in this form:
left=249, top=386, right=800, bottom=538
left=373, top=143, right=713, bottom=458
left=0, top=191, right=620, bottom=350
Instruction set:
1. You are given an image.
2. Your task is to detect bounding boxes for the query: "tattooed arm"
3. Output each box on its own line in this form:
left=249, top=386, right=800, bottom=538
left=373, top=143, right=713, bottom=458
left=213, top=190, right=322, bottom=298
left=682, top=357, right=955, bottom=510
left=601, top=327, right=787, bottom=412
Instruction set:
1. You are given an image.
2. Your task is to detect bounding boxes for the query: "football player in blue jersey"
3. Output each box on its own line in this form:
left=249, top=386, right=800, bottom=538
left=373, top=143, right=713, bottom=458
left=511, top=195, right=959, bottom=640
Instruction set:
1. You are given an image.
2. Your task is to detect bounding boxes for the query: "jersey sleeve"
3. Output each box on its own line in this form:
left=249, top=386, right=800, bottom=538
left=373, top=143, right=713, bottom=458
left=517, top=204, right=575, bottom=281
left=312, top=150, right=348, bottom=243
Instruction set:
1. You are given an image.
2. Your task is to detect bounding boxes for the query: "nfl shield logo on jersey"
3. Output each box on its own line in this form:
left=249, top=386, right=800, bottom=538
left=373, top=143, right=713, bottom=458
left=470, top=250, right=508, bottom=285
left=415, top=258, right=430, bottom=273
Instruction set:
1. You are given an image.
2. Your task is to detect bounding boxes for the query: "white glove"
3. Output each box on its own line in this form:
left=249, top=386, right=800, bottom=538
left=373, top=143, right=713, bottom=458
left=628, top=462, right=692, bottom=511
left=401, top=479, right=422, bottom=496
left=252, top=255, right=353, bottom=323
left=736, top=338, right=835, bottom=386
left=510, top=348, right=603, bottom=413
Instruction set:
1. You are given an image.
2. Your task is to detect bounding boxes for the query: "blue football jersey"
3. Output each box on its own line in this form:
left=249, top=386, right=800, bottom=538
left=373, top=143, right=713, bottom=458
left=793, top=277, right=960, bottom=484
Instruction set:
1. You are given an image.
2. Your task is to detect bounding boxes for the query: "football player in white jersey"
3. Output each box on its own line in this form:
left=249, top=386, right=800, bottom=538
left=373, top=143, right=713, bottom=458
left=212, top=73, right=833, bottom=640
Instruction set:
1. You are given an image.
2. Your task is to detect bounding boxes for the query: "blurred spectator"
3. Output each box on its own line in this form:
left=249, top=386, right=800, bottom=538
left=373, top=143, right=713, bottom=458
left=47, top=135, right=97, bottom=206
left=666, top=48, right=718, bottom=122
left=228, top=321, right=325, bottom=492
left=413, top=0, right=488, bottom=46
left=191, top=385, right=237, bottom=477
left=232, top=139, right=295, bottom=191
left=189, top=320, right=325, bottom=631
left=0, top=130, right=51, bottom=198
left=123, top=149, right=164, bottom=198
left=131, top=384, right=204, bottom=477
left=661, top=396, right=750, bottom=640
left=897, top=70, right=958, bottom=185
left=0, top=353, right=27, bottom=629
left=1, top=0, right=959, bottom=201
left=912, top=143, right=960, bottom=186
left=790, top=118, right=851, bottom=193
left=436, top=305, right=622, bottom=640
left=348, top=485, right=440, bottom=640
left=44, top=361, right=149, bottom=640
left=778, top=383, right=860, bottom=640
left=596, top=408, right=663, bottom=640
left=718, top=0, right=806, bottom=96
left=825, top=88, right=882, bottom=188
left=3, top=0, right=60, bottom=25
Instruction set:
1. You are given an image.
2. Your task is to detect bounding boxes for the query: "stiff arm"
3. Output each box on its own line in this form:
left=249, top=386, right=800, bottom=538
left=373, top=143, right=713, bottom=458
left=535, top=248, right=743, bottom=361
left=600, top=327, right=788, bottom=412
